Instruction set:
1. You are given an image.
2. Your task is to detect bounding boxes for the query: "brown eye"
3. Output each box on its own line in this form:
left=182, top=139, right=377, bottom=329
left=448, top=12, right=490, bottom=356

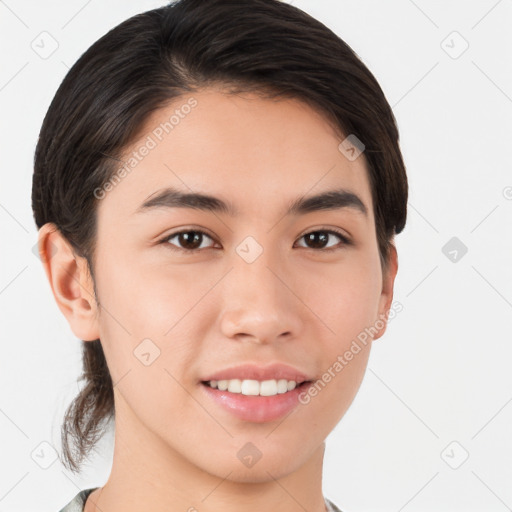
left=295, top=229, right=350, bottom=251
left=162, top=230, right=216, bottom=252
left=160, top=227, right=350, bottom=254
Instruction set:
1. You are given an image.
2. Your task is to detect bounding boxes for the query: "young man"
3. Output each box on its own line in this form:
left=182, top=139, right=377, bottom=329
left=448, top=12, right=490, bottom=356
left=32, top=1, right=408, bottom=511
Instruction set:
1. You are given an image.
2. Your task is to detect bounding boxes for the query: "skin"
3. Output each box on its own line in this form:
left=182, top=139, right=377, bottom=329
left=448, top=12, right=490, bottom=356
left=38, top=87, right=398, bottom=512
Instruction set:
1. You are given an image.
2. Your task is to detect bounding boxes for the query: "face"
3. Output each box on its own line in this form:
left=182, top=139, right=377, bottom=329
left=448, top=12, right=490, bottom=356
left=49, top=87, right=397, bottom=483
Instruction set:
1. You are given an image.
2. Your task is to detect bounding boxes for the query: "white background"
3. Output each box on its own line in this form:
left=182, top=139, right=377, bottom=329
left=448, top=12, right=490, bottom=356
left=1, top=1, right=511, bottom=511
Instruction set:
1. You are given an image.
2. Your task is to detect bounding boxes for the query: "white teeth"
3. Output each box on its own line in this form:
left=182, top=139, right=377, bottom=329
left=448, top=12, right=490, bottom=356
left=228, top=379, right=242, bottom=393
left=206, top=379, right=300, bottom=396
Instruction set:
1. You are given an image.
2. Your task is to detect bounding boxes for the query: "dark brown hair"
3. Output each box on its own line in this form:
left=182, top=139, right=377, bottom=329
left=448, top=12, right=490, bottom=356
left=32, top=0, right=408, bottom=473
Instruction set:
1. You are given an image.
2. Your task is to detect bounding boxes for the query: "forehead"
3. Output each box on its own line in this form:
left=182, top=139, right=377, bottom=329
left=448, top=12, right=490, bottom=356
left=97, top=88, right=373, bottom=224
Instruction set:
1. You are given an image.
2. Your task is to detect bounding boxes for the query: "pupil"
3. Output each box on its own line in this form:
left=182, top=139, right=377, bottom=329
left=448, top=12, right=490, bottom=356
left=306, top=232, right=327, bottom=249
left=180, top=231, right=201, bottom=249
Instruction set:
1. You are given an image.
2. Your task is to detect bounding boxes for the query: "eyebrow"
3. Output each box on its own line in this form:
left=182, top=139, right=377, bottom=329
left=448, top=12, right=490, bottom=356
left=135, top=186, right=368, bottom=218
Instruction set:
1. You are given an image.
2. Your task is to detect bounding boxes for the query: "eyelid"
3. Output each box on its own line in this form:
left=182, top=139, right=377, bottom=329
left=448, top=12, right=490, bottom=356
left=296, top=225, right=351, bottom=242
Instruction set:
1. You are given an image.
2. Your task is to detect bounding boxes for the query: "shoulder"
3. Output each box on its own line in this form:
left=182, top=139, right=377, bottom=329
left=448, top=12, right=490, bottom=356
left=325, top=497, right=344, bottom=512
left=59, top=489, right=341, bottom=512
left=58, top=488, right=99, bottom=512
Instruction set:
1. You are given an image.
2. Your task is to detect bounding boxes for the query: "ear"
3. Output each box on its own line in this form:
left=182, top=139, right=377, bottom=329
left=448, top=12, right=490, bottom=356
left=372, top=243, right=398, bottom=342
left=37, top=223, right=100, bottom=342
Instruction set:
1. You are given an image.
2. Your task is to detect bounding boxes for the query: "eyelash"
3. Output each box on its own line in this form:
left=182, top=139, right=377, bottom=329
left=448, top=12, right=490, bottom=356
left=158, top=227, right=351, bottom=253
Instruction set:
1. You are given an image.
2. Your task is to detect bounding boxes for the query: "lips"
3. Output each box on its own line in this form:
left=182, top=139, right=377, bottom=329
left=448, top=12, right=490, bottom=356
left=200, top=362, right=313, bottom=384
left=200, top=379, right=315, bottom=422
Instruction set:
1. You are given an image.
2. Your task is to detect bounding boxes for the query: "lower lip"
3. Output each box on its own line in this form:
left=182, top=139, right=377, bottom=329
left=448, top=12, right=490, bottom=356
left=200, top=381, right=313, bottom=423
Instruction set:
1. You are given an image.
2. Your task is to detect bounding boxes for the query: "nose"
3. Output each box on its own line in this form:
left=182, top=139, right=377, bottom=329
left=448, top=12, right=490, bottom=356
left=218, top=245, right=304, bottom=345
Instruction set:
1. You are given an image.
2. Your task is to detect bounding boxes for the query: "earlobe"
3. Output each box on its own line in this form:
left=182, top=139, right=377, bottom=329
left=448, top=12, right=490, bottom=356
left=373, top=243, right=399, bottom=342
left=37, top=223, right=100, bottom=342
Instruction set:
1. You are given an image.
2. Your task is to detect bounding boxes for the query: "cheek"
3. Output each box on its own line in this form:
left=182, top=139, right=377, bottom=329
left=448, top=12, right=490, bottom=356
left=97, top=312, right=192, bottom=434
left=303, top=259, right=382, bottom=340
left=91, top=255, right=182, bottom=404
left=299, top=259, right=380, bottom=401
left=94, top=248, right=182, bottom=334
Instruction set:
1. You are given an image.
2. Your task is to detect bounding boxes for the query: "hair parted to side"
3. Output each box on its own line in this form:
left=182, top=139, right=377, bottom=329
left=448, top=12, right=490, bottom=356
left=32, top=0, right=408, bottom=473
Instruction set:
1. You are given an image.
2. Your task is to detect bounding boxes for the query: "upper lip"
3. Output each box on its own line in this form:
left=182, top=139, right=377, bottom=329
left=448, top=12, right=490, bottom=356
left=201, top=363, right=313, bottom=383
